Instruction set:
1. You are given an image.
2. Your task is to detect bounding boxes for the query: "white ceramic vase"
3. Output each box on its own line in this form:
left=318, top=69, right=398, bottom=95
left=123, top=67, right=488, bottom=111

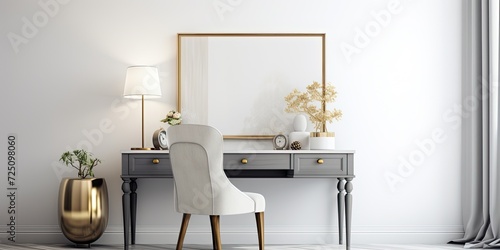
left=293, top=114, right=307, bottom=131
left=309, top=132, right=335, bottom=150
left=289, top=115, right=310, bottom=150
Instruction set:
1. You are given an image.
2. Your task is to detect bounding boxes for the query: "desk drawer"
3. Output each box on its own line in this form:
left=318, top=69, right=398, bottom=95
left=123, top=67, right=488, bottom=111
left=224, top=154, right=291, bottom=170
left=294, top=154, right=348, bottom=177
left=128, top=154, right=172, bottom=176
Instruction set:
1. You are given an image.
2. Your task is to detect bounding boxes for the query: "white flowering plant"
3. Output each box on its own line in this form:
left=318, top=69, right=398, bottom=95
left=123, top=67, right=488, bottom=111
left=161, top=110, right=182, bottom=125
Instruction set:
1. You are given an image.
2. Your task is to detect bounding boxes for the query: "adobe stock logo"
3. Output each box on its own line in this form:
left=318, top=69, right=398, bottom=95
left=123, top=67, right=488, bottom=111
left=384, top=128, right=447, bottom=192
left=384, top=76, right=497, bottom=192
left=212, top=0, right=243, bottom=21
left=340, top=0, right=403, bottom=63
left=6, top=0, right=70, bottom=54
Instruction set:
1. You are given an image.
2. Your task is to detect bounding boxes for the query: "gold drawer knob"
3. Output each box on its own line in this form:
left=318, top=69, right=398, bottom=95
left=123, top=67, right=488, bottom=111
left=152, top=159, right=160, bottom=164
left=317, top=159, right=324, bottom=164
left=241, top=158, right=248, bottom=164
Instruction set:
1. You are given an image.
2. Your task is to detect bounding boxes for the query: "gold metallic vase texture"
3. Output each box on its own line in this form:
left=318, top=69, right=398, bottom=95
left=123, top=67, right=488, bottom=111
left=58, top=178, right=109, bottom=244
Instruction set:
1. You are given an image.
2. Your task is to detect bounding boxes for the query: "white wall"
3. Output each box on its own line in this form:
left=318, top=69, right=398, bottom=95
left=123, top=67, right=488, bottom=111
left=0, top=0, right=462, bottom=245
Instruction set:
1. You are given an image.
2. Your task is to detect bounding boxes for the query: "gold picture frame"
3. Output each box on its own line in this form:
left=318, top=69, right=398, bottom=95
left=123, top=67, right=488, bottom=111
left=177, top=33, right=326, bottom=140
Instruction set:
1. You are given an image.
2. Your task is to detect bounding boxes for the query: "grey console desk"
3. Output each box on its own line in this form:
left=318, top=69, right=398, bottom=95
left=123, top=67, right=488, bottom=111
left=121, top=150, right=355, bottom=249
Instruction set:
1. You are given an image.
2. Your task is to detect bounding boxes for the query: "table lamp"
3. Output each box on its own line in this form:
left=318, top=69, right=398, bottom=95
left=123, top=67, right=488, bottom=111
left=123, top=66, right=162, bottom=150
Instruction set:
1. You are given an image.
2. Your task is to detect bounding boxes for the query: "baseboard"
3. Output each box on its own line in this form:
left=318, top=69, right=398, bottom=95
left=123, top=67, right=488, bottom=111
left=0, top=225, right=464, bottom=245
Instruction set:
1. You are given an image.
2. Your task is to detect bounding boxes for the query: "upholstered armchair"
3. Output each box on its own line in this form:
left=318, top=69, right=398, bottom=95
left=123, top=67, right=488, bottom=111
left=167, top=124, right=265, bottom=250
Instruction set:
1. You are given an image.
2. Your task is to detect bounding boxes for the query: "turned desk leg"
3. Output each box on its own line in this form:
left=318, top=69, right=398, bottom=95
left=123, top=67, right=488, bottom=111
left=122, top=178, right=131, bottom=250
left=345, top=178, right=353, bottom=249
left=130, top=178, right=138, bottom=245
left=337, top=178, right=345, bottom=245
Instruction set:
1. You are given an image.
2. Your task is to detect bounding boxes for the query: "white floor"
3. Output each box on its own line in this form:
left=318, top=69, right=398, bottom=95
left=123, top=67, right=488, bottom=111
left=0, top=244, right=466, bottom=250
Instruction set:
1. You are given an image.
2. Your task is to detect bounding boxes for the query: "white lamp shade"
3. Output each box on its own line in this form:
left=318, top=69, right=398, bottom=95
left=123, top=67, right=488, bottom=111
left=123, top=66, right=162, bottom=99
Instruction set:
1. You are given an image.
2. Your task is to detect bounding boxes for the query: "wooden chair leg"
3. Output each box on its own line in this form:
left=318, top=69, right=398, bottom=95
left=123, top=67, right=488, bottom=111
left=177, top=213, right=191, bottom=250
left=255, top=212, right=265, bottom=250
left=210, top=215, right=222, bottom=250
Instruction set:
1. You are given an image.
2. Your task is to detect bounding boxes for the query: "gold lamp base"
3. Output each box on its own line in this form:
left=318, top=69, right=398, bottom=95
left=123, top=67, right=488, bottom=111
left=131, top=147, right=153, bottom=150
left=129, top=95, right=156, bottom=151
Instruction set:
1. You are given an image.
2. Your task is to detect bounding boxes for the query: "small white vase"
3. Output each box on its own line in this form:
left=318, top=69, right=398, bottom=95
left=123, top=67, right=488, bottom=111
left=293, top=114, right=307, bottom=132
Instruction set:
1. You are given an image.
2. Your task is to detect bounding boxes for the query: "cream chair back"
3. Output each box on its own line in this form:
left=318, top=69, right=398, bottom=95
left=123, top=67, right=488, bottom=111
left=167, top=124, right=256, bottom=215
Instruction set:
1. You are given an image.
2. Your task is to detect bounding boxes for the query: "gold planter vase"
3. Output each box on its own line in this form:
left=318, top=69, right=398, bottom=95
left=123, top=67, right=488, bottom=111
left=58, top=178, right=109, bottom=245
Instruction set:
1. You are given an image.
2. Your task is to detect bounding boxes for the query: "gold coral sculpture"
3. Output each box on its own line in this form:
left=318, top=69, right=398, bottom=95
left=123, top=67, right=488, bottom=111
left=285, top=81, right=342, bottom=132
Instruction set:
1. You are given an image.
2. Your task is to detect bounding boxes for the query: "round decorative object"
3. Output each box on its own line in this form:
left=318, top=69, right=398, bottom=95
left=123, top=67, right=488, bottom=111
left=58, top=178, right=109, bottom=245
left=293, top=114, right=307, bottom=131
left=290, top=141, right=301, bottom=150
left=272, top=133, right=288, bottom=150
left=152, top=128, right=168, bottom=150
